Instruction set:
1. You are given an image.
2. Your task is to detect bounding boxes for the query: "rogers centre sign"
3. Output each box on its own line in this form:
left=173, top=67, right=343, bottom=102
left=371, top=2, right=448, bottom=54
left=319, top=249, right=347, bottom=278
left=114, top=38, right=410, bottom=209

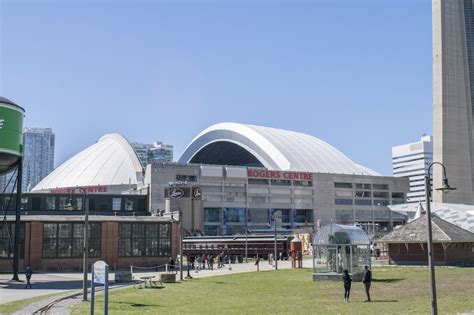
left=50, top=186, right=108, bottom=194
left=247, top=169, right=313, bottom=181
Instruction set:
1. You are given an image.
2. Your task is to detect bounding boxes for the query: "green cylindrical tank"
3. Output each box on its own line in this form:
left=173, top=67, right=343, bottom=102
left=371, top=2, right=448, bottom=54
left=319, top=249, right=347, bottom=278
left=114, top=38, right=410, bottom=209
left=0, top=96, right=25, bottom=175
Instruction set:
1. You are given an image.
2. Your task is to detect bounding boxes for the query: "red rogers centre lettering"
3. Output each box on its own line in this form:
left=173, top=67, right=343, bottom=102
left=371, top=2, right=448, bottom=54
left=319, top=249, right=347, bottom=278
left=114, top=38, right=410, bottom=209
left=247, top=169, right=313, bottom=181
left=50, top=186, right=108, bottom=194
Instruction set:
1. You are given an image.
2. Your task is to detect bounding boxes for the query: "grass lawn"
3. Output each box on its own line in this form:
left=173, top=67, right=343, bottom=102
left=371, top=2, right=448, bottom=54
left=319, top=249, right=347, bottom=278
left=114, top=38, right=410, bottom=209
left=72, top=266, right=474, bottom=315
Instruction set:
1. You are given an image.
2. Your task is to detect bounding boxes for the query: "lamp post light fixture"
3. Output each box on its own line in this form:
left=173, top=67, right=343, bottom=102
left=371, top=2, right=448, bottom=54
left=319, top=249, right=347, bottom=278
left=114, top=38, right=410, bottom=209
left=67, top=187, right=89, bottom=302
left=424, top=162, right=456, bottom=315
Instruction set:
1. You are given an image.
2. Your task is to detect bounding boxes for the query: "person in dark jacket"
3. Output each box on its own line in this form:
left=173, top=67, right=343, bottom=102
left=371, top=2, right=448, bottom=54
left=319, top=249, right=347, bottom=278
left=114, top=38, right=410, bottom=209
left=25, top=266, right=33, bottom=289
left=362, top=265, right=372, bottom=302
left=342, top=269, right=352, bottom=303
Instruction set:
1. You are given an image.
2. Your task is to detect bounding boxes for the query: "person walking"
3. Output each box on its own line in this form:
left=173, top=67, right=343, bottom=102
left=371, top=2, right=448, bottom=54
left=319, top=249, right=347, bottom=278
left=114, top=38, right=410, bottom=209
left=25, top=266, right=33, bottom=289
left=255, top=255, right=260, bottom=271
left=342, top=269, right=352, bottom=303
left=201, top=254, right=206, bottom=270
left=196, top=255, right=202, bottom=271
left=169, top=257, right=175, bottom=273
left=362, top=265, right=372, bottom=302
left=209, top=255, right=214, bottom=270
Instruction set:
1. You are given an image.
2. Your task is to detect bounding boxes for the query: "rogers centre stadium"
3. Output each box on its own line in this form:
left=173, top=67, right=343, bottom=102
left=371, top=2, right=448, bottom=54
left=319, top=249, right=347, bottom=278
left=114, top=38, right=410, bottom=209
left=2, top=122, right=409, bottom=271
left=148, top=122, right=409, bottom=235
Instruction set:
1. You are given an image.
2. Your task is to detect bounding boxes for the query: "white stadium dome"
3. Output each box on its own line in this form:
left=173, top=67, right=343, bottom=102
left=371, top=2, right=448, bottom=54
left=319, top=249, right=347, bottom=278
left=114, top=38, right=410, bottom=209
left=179, top=122, right=380, bottom=176
left=32, top=134, right=144, bottom=191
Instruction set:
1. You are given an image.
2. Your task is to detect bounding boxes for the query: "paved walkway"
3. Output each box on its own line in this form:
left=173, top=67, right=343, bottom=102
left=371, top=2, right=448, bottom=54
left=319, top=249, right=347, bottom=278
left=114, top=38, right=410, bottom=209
left=1, top=258, right=312, bottom=306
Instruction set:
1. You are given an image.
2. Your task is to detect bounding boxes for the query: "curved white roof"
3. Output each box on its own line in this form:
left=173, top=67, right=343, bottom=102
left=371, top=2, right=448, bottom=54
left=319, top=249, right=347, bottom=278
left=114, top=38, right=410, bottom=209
left=32, top=134, right=144, bottom=191
left=179, top=122, right=380, bottom=175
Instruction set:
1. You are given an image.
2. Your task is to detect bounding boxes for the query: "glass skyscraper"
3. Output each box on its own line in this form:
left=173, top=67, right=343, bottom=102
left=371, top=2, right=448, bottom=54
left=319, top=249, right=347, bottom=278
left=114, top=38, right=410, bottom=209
left=0, top=128, right=55, bottom=192
left=131, top=141, right=173, bottom=166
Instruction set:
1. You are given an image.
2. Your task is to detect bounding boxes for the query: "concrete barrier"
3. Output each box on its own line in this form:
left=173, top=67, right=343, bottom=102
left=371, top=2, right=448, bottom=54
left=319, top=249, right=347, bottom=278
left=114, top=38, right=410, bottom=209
left=115, top=270, right=133, bottom=282
left=160, top=273, right=176, bottom=283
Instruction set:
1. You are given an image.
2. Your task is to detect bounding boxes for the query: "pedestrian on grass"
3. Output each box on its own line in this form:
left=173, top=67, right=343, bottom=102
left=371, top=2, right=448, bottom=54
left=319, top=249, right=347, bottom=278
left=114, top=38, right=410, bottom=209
left=342, top=269, right=352, bottom=303
left=255, top=255, right=260, bottom=271
left=25, top=266, right=33, bottom=289
left=169, top=257, right=175, bottom=273
left=362, top=265, right=372, bottom=302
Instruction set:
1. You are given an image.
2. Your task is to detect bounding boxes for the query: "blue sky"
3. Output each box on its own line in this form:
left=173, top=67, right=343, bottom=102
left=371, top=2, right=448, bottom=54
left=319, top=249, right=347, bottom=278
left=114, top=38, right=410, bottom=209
left=0, top=0, right=432, bottom=175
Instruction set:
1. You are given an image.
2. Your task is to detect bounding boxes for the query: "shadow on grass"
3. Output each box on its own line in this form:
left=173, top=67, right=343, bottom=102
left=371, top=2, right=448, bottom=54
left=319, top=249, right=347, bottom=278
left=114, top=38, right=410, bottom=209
left=211, top=281, right=239, bottom=285
left=350, top=300, right=398, bottom=303
left=372, top=278, right=405, bottom=283
left=114, top=301, right=162, bottom=308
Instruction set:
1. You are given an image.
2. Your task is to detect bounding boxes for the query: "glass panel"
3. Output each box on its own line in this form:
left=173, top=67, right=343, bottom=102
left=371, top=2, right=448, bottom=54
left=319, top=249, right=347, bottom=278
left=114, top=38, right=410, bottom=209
left=58, top=197, right=70, bottom=210
left=58, top=223, right=72, bottom=238
left=46, top=197, right=56, bottom=210
left=125, top=198, right=134, bottom=211
left=112, top=198, right=121, bottom=211
left=43, top=223, right=57, bottom=238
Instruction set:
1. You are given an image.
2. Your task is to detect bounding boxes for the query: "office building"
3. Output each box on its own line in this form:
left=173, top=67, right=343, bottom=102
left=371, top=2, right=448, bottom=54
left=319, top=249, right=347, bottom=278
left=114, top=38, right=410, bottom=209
left=432, top=0, right=474, bottom=204
left=131, top=141, right=173, bottom=166
left=22, top=128, right=55, bottom=192
left=392, top=135, right=433, bottom=203
left=0, top=127, right=55, bottom=192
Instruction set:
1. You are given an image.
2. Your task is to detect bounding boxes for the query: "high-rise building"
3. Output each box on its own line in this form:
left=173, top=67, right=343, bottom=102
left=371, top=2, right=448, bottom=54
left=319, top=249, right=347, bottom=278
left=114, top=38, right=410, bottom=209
left=392, top=136, right=433, bottom=203
left=131, top=141, right=173, bottom=166
left=22, top=128, right=55, bottom=192
left=0, top=127, right=55, bottom=192
left=432, top=0, right=474, bottom=205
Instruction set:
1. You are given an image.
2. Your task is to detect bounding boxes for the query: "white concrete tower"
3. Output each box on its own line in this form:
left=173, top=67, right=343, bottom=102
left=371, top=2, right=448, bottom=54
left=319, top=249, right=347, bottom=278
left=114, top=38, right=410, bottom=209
left=432, top=0, right=474, bottom=204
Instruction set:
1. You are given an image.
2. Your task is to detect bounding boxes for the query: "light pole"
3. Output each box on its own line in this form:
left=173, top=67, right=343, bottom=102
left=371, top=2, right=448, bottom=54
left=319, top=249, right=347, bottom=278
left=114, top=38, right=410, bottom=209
left=68, top=187, right=89, bottom=302
left=424, top=162, right=456, bottom=315
left=171, top=207, right=183, bottom=281
left=273, top=209, right=278, bottom=270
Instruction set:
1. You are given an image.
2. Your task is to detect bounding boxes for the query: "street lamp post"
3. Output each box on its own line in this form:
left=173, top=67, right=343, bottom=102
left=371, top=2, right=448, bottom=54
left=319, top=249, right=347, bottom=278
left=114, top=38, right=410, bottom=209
left=273, top=209, right=278, bottom=270
left=68, top=187, right=89, bottom=302
left=171, top=207, right=184, bottom=281
left=424, top=162, right=456, bottom=315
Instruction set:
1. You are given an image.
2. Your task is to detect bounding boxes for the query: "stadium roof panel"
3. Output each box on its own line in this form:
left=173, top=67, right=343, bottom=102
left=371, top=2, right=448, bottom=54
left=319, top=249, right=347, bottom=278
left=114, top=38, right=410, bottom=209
left=32, top=133, right=144, bottom=191
left=179, top=122, right=380, bottom=176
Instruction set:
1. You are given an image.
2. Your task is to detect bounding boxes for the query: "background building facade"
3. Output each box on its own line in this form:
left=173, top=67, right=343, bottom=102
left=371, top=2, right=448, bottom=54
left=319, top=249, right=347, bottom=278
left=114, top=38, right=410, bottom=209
left=392, top=135, right=433, bottom=203
left=132, top=141, right=173, bottom=166
left=433, top=0, right=474, bottom=204
left=0, top=127, right=55, bottom=193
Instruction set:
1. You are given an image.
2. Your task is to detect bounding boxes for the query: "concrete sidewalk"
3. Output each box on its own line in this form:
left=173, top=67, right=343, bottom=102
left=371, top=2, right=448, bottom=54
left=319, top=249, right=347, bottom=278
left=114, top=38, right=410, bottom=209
left=1, top=258, right=312, bottom=305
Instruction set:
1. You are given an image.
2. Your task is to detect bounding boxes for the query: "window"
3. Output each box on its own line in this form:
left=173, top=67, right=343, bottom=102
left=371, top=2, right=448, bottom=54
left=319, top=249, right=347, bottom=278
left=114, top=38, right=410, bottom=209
left=176, top=175, right=196, bottom=182
left=295, top=210, right=313, bottom=224
left=137, top=198, right=147, bottom=211
left=112, top=198, right=121, bottom=211
left=354, top=191, right=371, bottom=198
left=248, top=178, right=269, bottom=185
left=58, top=197, right=70, bottom=210
left=42, top=223, right=101, bottom=258
left=373, top=191, right=389, bottom=199
left=334, top=182, right=352, bottom=189
left=280, top=209, right=290, bottom=223
left=373, top=200, right=389, bottom=206
left=46, top=197, right=56, bottom=210
left=373, top=184, right=389, bottom=190
left=204, top=208, right=221, bottom=223
left=355, top=199, right=372, bottom=206
left=0, top=223, right=24, bottom=259
left=124, top=198, right=134, bottom=211
left=119, top=223, right=171, bottom=257
left=271, top=179, right=291, bottom=186
left=335, top=198, right=353, bottom=205
left=293, top=180, right=312, bottom=187
left=336, top=210, right=353, bottom=222
left=226, top=208, right=245, bottom=223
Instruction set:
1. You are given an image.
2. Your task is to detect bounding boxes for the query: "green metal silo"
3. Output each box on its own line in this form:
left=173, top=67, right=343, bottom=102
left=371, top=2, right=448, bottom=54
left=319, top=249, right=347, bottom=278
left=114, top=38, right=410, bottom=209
left=0, top=96, right=24, bottom=175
